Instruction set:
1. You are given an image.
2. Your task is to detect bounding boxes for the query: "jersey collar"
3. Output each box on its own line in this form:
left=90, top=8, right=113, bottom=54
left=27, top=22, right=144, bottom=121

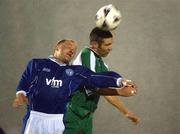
left=48, top=55, right=68, bottom=66
left=87, top=47, right=101, bottom=58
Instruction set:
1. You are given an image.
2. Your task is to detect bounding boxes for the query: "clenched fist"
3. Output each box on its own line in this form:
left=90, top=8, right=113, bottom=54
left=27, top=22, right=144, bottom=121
left=12, top=93, right=28, bottom=107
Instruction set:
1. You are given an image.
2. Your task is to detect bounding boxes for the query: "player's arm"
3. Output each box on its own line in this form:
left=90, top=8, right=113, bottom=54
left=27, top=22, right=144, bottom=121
left=96, top=86, right=137, bottom=96
left=86, top=71, right=123, bottom=88
left=104, top=96, right=140, bottom=124
left=12, top=59, right=37, bottom=108
left=98, top=79, right=140, bottom=124
left=71, top=68, right=123, bottom=93
left=96, top=80, right=138, bottom=96
left=78, top=64, right=138, bottom=91
left=80, top=49, right=138, bottom=96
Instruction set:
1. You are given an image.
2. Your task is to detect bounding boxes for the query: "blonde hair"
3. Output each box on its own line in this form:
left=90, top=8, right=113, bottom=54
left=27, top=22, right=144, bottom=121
left=53, top=39, right=77, bottom=52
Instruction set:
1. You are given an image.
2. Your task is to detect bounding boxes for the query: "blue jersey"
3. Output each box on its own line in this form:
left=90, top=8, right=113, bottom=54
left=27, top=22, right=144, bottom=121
left=17, top=58, right=122, bottom=114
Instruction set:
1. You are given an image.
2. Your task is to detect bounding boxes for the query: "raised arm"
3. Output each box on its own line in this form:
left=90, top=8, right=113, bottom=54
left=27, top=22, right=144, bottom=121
left=96, top=80, right=138, bottom=96
left=78, top=70, right=123, bottom=89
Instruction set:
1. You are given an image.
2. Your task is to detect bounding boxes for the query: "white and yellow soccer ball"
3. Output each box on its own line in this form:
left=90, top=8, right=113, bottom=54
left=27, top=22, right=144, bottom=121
left=95, top=4, right=122, bottom=31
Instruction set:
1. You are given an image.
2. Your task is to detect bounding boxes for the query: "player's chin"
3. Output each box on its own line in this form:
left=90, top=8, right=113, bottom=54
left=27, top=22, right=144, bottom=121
left=63, top=58, right=71, bottom=64
left=66, top=55, right=73, bottom=61
left=102, top=53, right=109, bottom=57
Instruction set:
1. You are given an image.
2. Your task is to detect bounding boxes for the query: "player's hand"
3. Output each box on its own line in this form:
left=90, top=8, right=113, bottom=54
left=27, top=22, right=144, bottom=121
left=125, top=112, right=140, bottom=125
left=122, top=79, right=137, bottom=89
left=117, top=86, right=137, bottom=97
left=12, top=93, right=28, bottom=107
left=118, top=80, right=138, bottom=96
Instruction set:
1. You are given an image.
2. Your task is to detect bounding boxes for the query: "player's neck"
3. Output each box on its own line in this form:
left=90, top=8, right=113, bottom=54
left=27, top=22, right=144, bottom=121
left=89, top=47, right=101, bottom=58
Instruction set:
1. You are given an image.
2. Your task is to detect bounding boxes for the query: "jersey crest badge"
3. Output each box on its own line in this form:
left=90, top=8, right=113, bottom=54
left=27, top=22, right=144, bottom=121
left=65, top=68, right=74, bottom=76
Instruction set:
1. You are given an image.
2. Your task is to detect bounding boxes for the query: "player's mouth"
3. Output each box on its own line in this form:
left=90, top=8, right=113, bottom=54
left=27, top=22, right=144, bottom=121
left=66, top=53, right=73, bottom=58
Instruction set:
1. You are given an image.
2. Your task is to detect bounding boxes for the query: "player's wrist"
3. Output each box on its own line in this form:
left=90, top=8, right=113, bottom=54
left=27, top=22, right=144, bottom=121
left=124, top=111, right=131, bottom=117
left=16, top=90, right=27, bottom=96
left=125, top=113, right=130, bottom=117
left=117, top=78, right=123, bottom=87
left=122, top=79, right=132, bottom=87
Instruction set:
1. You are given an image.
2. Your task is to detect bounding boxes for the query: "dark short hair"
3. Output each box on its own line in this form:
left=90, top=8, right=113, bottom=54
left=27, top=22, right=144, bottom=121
left=89, top=27, right=113, bottom=45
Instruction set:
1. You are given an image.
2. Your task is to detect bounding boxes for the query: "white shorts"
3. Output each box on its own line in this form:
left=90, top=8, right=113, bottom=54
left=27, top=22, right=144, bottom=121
left=24, top=111, right=65, bottom=134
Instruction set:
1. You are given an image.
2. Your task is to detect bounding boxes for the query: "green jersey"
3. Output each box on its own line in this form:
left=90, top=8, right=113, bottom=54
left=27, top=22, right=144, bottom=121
left=67, top=47, right=108, bottom=117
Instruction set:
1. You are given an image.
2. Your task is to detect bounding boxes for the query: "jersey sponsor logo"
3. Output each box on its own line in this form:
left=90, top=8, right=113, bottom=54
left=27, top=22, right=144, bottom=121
left=65, top=68, right=74, bottom=76
left=42, top=68, right=51, bottom=72
left=46, top=77, right=62, bottom=88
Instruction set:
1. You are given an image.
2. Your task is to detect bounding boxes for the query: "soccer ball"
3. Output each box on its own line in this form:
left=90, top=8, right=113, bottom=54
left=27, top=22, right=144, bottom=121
left=95, top=4, right=122, bottom=31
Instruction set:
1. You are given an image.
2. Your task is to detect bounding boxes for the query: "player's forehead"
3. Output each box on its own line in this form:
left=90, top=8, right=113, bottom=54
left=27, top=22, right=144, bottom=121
left=61, top=40, right=77, bottom=49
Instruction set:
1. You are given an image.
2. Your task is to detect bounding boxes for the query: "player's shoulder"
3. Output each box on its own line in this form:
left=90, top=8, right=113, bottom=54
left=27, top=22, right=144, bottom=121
left=81, top=47, right=98, bottom=57
left=81, top=47, right=96, bottom=59
left=27, top=58, right=54, bottom=69
left=68, top=65, right=91, bottom=73
left=30, top=58, right=50, bottom=64
left=68, top=65, right=83, bottom=70
left=81, top=47, right=91, bottom=54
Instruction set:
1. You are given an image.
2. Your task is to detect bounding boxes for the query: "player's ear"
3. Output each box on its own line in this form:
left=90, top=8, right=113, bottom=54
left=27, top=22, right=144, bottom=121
left=53, top=45, right=60, bottom=54
left=54, top=46, right=58, bottom=51
left=55, top=44, right=61, bottom=50
left=91, top=41, right=98, bottom=49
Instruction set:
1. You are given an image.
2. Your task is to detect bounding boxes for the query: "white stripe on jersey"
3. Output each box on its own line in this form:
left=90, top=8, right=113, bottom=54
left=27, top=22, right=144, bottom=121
left=72, top=51, right=82, bottom=65
left=90, top=51, right=96, bottom=72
